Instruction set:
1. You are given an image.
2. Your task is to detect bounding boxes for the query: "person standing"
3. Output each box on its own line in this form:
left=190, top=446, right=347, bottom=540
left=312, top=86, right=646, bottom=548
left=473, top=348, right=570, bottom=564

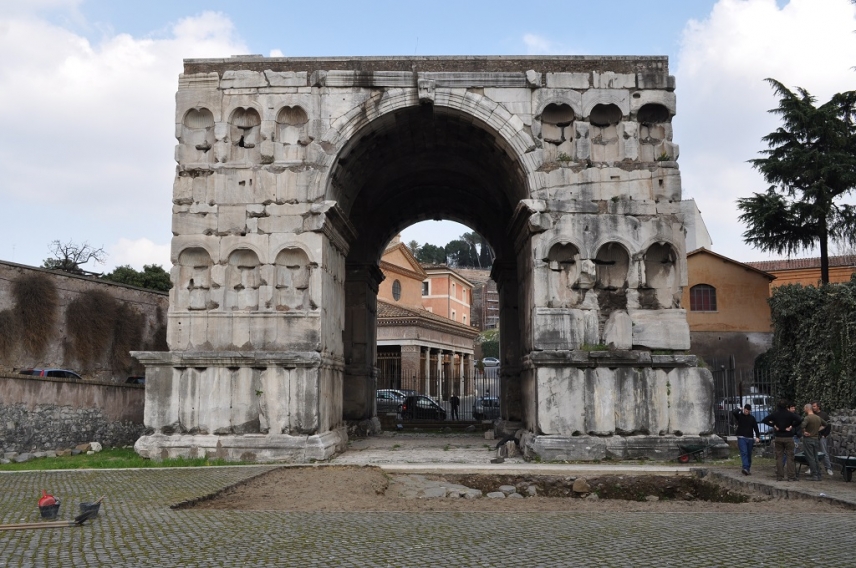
left=449, top=393, right=460, bottom=421
left=732, top=404, right=761, bottom=475
left=800, top=403, right=829, bottom=482
left=762, top=400, right=803, bottom=482
left=811, top=401, right=833, bottom=476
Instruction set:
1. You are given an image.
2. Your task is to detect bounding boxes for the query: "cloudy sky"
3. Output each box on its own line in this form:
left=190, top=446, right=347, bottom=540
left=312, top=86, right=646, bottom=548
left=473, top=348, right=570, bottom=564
left=0, top=0, right=854, bottom=272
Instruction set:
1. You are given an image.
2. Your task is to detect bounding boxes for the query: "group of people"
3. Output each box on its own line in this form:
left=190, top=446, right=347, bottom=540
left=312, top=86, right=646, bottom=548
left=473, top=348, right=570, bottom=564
left=731, top=400, right=831, bottom=481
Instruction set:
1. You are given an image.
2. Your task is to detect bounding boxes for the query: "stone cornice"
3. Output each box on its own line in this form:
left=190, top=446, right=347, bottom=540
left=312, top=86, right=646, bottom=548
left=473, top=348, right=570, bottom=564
left=131, top=351, right=343, bottom=370
left=526, top=350, right=699, bottom=369
left=185, top=56, right=670, bottom=76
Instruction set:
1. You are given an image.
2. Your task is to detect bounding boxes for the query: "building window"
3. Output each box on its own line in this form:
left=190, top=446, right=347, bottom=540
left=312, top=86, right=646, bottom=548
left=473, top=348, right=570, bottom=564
left=392, top=279, right=401, bottom=301
left=452, top=309, right=456, bottom=321
left=690, top=284, right=717, bottom=311
left=463, top=315, right=467, bottom=325
left=422, top=281, right=429, bottom=296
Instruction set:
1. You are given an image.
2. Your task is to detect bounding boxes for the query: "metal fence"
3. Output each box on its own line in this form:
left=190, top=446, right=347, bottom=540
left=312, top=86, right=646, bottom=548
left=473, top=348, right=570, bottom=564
left=375, top=366, right=501, bottom=422
left=711, top=361, right=776, bottom=440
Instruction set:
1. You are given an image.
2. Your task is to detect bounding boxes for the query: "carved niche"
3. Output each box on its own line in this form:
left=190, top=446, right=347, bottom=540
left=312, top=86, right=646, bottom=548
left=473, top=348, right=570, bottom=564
left=540, top=103, right=575, bottom=159
left=181, top=108, right=215, bottom=164
left=546, top=242, right=585, bottom=308
left=642, top=242, right=680, bottom=309
left=274, top=248, right=312, bottom=311
left=589, top=103, right=622, bottom=163
left=229, top=107, right=262, bottom=163
left=177, top=247, right=215, bottom=311
left=637, top=103, right=675, bottom=162
left=225, top=249, right=261, bottom=311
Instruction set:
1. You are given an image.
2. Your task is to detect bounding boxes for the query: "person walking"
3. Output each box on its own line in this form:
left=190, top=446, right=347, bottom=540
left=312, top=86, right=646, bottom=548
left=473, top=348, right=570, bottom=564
left=449, top=393, right=460, bottom=421
left=732, top=403, right=760, bottom=475
left=811, top=401, right=833, bottom=476
left=762, top=400, right=803, bottom=482
left=800, top=403, right=829, bottom=482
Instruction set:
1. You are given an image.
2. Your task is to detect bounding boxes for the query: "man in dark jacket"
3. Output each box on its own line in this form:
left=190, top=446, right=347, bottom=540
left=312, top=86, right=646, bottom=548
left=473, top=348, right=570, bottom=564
left=762, top=400, right=803, bottom=482
left=732, top=404, right=760, bottom=475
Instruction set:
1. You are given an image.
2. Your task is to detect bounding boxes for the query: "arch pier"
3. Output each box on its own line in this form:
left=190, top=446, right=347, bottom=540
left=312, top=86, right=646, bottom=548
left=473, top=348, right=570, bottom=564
left=133, top=56, right=726, bottom=462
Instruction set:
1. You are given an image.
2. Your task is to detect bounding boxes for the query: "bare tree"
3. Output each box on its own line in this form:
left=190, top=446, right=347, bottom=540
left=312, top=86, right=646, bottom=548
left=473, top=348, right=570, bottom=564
left=42, top=240, right=107, bottom=275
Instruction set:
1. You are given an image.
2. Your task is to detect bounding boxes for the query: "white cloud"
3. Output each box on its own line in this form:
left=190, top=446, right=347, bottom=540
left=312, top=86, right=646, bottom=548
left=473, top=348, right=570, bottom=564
left=0, top=10, right=248, bottom=269
left=675, top=0, right=856, bottom=261
left=270, top=48, right=284, bottom=57
left=522, top=33, right=577, bottom=55
left=108, top=238, right=171, bottom=271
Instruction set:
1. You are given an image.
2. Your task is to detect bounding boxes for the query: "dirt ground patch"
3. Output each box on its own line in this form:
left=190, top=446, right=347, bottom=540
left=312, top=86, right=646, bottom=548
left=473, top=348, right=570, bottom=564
left=188, top=466, right=847, bottom=513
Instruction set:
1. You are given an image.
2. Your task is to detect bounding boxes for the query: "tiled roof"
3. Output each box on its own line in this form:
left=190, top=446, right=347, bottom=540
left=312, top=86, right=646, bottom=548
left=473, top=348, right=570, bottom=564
left=686, top=248, right=775, bottom=280
left=376, top=300, right=477, bottom=334
left=745, top=255, right=856, bottom=272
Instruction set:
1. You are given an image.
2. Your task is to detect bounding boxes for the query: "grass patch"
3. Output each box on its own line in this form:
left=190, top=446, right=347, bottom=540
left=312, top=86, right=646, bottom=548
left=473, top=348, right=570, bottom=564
left=0, top=448, right=251, bottom=472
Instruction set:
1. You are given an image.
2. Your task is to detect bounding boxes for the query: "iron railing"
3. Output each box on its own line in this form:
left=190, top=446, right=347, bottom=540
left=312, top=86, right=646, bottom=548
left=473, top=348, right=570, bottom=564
left=711, top=363, right=776, bottom=440
left=375, top=366, right=501, bottom=422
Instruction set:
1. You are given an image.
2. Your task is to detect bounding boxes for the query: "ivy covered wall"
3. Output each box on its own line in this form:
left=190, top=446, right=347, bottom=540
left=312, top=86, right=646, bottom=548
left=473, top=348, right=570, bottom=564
left=768, top=275, right=856, bottom=410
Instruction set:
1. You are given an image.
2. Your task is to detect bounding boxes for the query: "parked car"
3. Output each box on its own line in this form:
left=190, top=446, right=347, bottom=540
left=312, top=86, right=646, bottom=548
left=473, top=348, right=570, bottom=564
left=399, top=395, right=446, bottom=421
left=126, top=376, right=146, bottom=385
left=481, top=357, right=500, bottom=367
left=18, top=368, right=82, bottom=381
left=376, top=389, right=406, bottom=413
left=473, top=396, right=501, bottom=420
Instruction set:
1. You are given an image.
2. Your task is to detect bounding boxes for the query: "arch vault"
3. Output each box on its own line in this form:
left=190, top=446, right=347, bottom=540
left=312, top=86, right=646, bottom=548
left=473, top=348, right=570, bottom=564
left=133, top=56, right=724, bottom=462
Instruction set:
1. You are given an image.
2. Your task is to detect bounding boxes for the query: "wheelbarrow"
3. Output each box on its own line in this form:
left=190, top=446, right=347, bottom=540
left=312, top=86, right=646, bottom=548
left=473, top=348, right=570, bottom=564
left=677, top=443, right=710, bottom=463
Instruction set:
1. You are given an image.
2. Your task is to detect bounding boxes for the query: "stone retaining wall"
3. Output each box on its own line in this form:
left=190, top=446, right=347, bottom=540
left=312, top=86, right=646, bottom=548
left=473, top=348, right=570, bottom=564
left=829, top=409, right=856, bottom=457
left=0, top=374, right=145, bottom=453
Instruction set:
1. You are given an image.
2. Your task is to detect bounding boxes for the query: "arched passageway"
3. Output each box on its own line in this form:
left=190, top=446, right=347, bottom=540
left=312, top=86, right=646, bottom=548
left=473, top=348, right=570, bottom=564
left=325, top=103, right=529, bottom=424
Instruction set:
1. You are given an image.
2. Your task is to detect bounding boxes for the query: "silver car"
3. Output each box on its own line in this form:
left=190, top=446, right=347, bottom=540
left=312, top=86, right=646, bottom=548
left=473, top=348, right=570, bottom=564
left=376, top=389, right=405, bottom=414
left=473, top=396, right=500, bottom=420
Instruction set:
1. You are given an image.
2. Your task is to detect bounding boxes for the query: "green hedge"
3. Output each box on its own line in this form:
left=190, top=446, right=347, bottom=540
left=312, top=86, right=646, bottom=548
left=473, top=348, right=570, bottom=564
left=767, top=274, right=856, bottom=410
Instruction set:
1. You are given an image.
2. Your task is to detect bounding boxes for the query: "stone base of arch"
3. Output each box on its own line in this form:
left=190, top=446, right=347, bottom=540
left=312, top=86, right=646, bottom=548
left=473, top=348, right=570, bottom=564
left=520, top=433, right=729, bottom=462
left=134, top=430, right=346, bottom=462
left=132, top=350, right=348, bottom=462
left=508, top=351, right=728, bottom=462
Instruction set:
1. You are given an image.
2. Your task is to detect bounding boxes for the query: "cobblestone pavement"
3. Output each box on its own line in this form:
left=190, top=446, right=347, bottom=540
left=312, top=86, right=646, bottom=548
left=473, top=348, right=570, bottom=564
left=2, top=466, right=855, bottom=567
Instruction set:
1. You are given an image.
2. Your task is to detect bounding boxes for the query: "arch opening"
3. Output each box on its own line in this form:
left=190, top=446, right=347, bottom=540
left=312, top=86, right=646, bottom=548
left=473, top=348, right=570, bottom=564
left=326, top=105, right=529, bottom=425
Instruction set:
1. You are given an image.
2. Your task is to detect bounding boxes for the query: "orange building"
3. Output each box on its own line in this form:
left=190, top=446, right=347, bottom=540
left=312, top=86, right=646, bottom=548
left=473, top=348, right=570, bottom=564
left=746, top=255, right=856, bottom=289
left=376, top=237, right=478, bottom=398
left=421, top=265, right=474, bottom=326
left=684, top=249, right=775, bottom=370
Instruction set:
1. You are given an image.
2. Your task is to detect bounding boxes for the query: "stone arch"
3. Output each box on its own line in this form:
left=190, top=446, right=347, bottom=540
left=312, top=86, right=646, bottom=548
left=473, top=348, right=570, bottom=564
left=320, top=88, right=537, bottom=198
left=274, top=247, right=313, bottom=311
left=225, top=248, right=261, bottom=311
left=581, top=90, right=630, bottom=118
left=176, top=247, right=214, bottom=311
left=321, top=93, right=532, bottom=424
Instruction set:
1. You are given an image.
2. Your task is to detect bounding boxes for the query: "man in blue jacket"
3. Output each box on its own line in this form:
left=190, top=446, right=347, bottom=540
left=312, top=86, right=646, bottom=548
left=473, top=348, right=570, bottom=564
left=732, top=404, right=760, bottom=475
left=762, top=400, right=803, bottom=482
